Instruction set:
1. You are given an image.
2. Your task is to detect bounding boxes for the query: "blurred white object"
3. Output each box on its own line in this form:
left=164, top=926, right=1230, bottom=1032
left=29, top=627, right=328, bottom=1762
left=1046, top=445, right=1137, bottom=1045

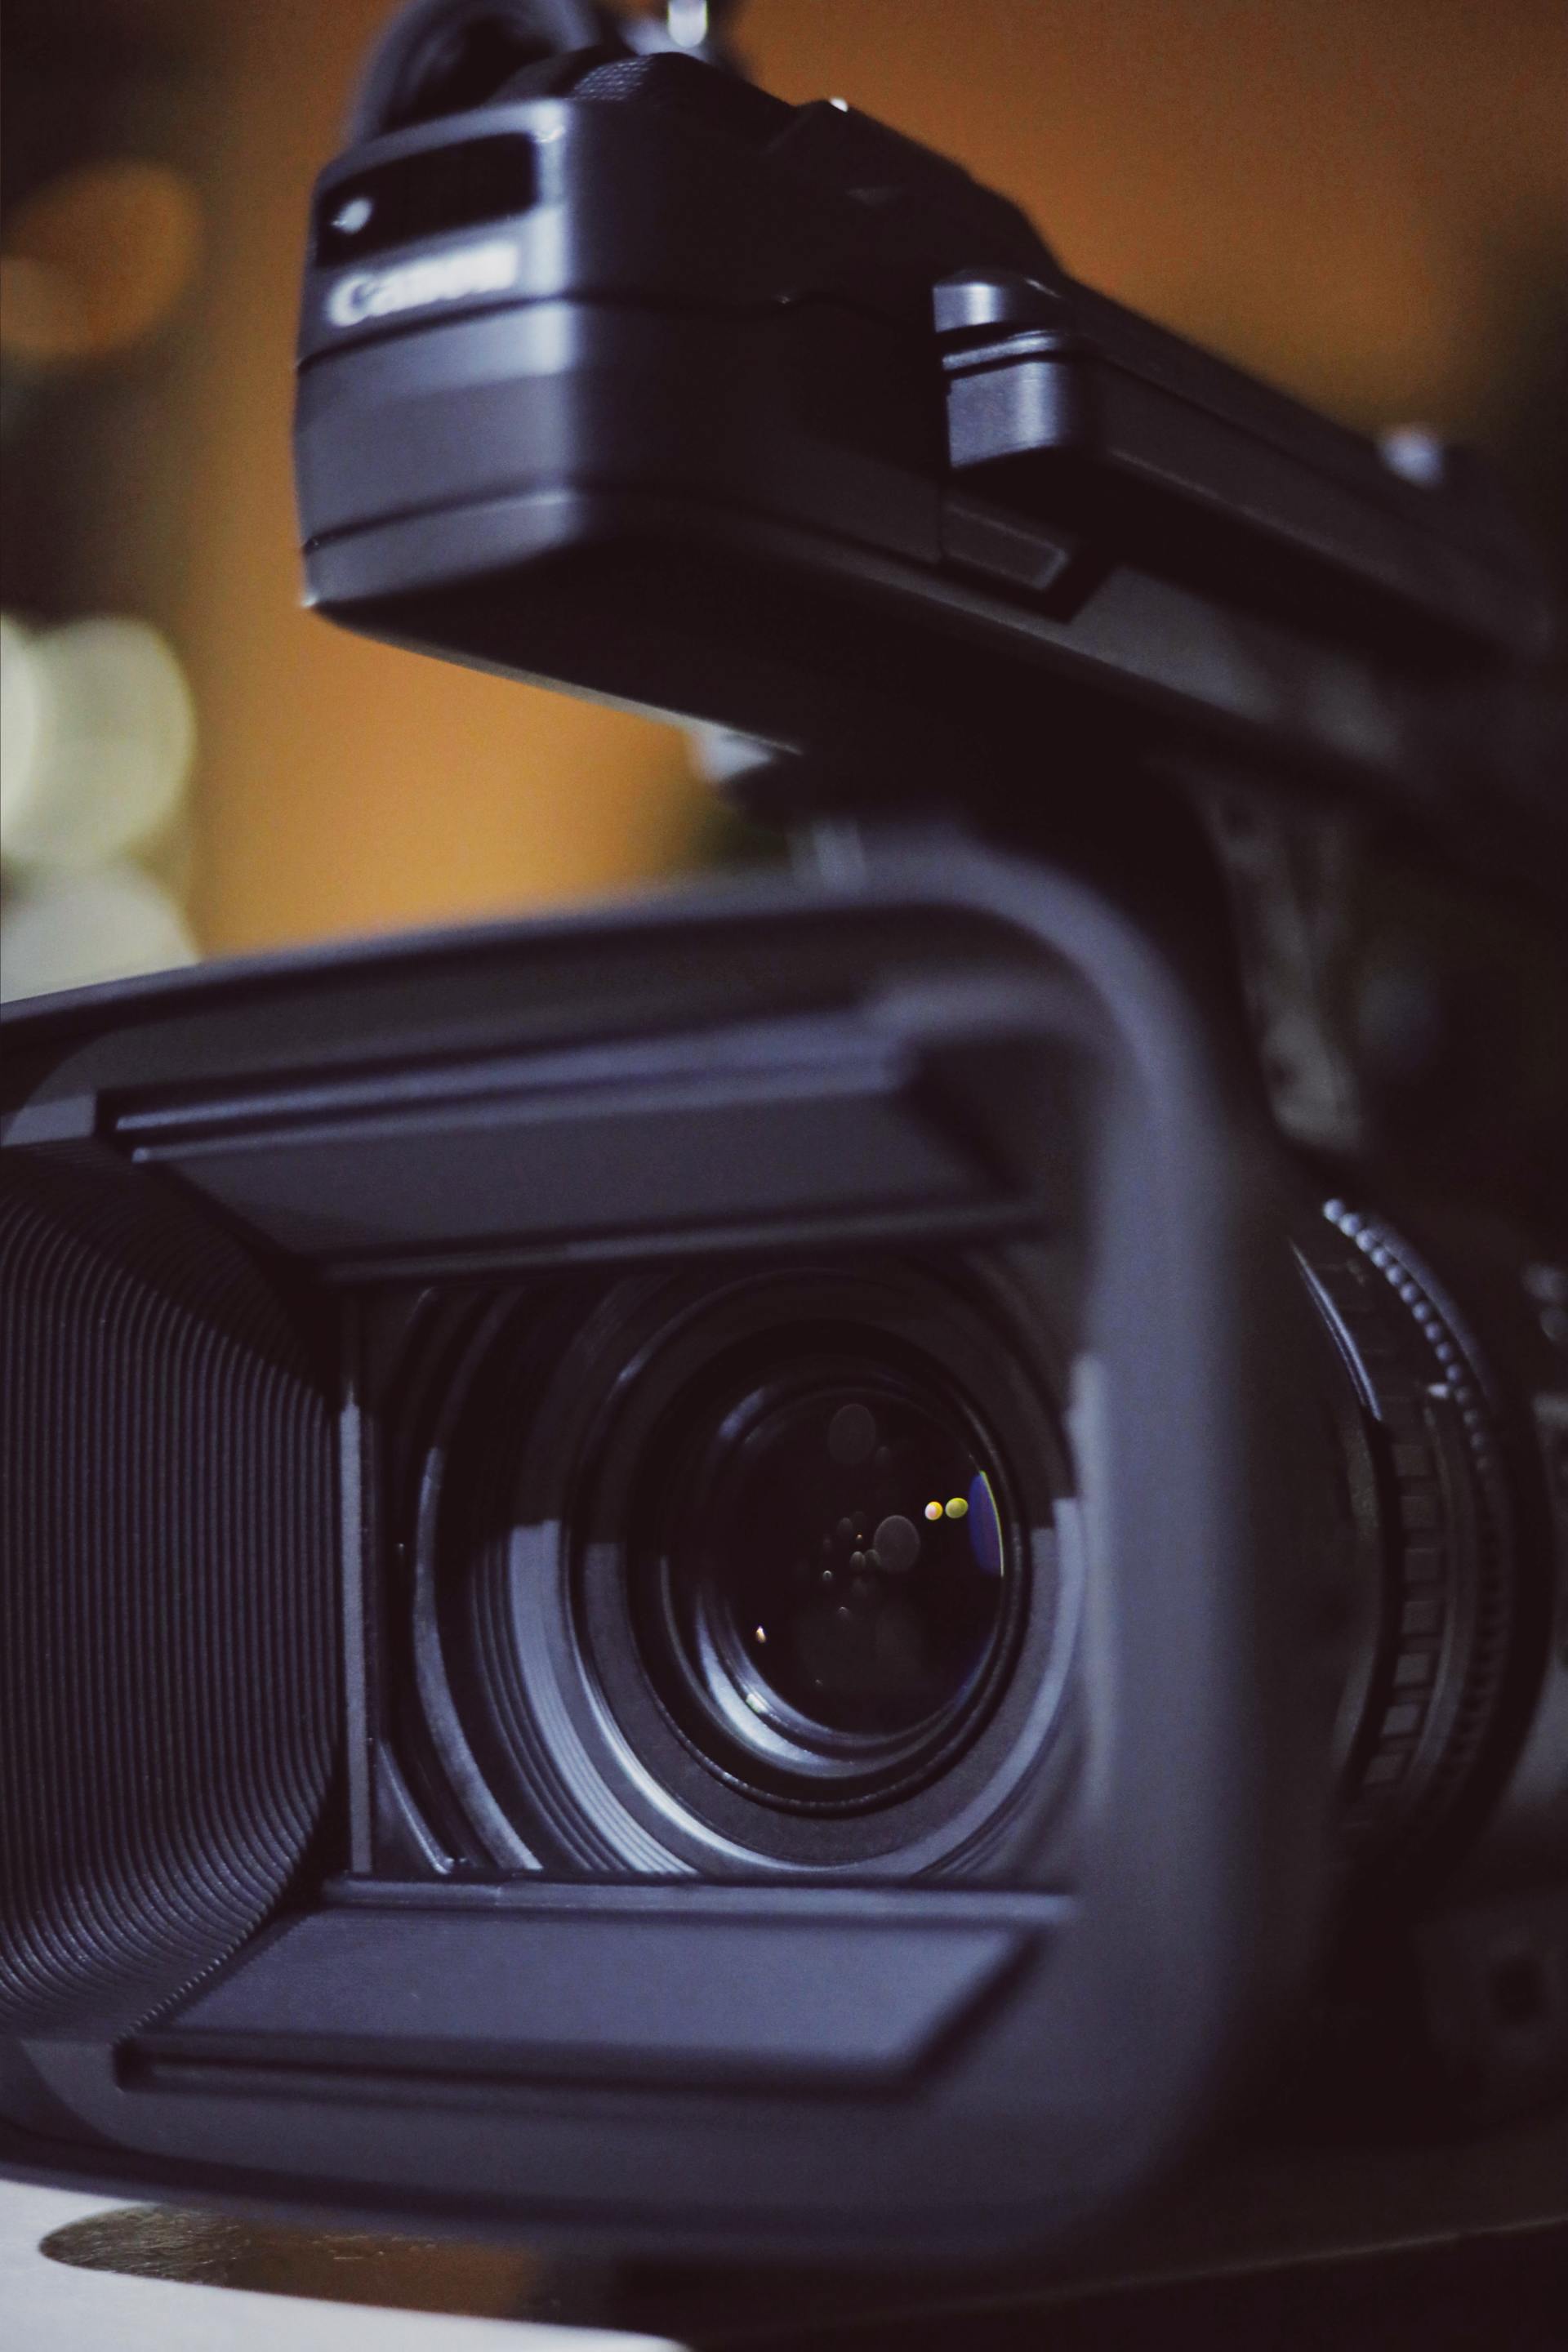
left=0, top=2183, right=686, bottom=2351
left=0, top=615, right=195, bottom=871
left=1379, top=424, right=1449, bottom=488
left=0, top=617, right=47, bottom=828
left=684, top=721, right=775, bottom=787
left=0, top=863, right=197, bottom=1000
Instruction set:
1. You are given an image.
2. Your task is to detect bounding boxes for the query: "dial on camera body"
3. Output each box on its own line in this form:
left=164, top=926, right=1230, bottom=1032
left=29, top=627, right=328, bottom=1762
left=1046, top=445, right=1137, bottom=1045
left=2, top=0, right=1566, bottom=2263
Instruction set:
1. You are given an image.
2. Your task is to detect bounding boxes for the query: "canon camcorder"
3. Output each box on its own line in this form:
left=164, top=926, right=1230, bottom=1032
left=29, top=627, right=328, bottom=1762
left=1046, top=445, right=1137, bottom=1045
left=3, top=0, right=1566, bottom=2265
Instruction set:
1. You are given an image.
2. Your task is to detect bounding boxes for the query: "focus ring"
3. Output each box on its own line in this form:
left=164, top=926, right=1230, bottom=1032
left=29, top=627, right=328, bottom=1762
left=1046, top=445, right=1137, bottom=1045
left=1302, top=1200, right=1512, bottom=1873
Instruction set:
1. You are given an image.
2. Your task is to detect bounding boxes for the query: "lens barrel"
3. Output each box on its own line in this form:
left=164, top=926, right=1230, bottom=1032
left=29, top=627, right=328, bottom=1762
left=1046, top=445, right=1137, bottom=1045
left=395, top=1204, right=1517, bottom=1894
left=412, top=1256, right=1081, bottom=1877
left=1298, top=1202, right=1516, bottom=1883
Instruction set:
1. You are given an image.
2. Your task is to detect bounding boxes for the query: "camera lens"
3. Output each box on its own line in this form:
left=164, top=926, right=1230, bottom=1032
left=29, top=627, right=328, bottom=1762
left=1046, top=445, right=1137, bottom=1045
left=421, top=1260, right=1072, bottom=1873
left=639, top=1352, right=1017, bottom=1805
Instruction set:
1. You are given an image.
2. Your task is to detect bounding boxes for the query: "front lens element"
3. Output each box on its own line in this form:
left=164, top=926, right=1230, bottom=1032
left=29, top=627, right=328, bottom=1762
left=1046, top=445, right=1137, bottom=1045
left=644, top=1355, right=1017, bottom=1804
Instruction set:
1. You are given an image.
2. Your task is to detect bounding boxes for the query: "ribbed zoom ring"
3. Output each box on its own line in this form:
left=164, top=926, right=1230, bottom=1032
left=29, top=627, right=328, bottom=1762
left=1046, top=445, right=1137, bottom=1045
left=1299, top=1200, right=1513, bottom=1874
left=1, top=1154, right=336, bottom=2034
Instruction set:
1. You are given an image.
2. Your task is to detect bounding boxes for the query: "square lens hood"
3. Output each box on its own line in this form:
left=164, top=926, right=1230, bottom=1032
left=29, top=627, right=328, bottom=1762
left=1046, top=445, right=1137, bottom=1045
left=1, top=835, right=1334, bottom=2259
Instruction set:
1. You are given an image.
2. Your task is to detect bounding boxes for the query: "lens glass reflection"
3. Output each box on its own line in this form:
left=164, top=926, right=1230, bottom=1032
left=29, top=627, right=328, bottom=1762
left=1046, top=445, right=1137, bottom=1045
left=669, top=1374, right=1009, bottom=1745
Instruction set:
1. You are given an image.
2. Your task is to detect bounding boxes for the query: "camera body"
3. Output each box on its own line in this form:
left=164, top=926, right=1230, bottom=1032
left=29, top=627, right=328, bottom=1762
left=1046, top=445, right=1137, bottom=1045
left=2, top=5, right=1566, bottom=2263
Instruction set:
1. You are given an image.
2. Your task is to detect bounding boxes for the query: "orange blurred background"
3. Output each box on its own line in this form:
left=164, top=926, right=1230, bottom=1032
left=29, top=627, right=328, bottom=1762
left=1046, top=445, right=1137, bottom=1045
left=2, top=0, right=1564, bottom=974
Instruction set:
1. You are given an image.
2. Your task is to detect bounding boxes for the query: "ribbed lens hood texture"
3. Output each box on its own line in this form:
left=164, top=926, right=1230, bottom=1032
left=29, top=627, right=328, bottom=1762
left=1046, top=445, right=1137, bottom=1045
left=1, top=1156, right=337, bottom=2034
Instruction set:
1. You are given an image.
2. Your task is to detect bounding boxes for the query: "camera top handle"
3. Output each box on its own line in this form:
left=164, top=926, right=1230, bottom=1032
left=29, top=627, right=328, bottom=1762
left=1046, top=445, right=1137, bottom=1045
left=296, top=4, right=1563, bottom=896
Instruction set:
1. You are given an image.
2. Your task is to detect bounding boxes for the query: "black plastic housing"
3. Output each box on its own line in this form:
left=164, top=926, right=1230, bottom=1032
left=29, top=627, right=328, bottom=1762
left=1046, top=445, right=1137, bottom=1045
left=5, top=20, right=1564, bottom=2270
left=294, top=60, right=1554, bottom=839
left=1, top=839, right=1339, bottom=2259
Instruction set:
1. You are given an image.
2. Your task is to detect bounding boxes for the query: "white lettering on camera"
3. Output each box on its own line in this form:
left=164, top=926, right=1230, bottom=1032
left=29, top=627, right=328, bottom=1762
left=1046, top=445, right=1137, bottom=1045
left=325, top=238, right=520, bottom=329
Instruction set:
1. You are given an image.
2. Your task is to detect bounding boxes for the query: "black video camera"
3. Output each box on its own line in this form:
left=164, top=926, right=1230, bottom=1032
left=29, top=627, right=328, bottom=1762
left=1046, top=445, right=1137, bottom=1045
left=3, top=0, right=1566, bottom=2267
